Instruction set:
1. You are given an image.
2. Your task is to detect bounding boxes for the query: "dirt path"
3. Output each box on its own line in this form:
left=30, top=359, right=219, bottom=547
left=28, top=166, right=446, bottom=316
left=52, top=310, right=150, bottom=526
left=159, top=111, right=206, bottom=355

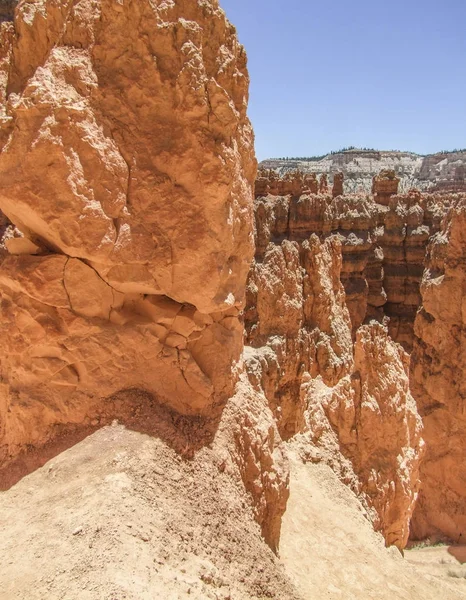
left=2, top=423, right=465, bottom=599
left=0, top=423, right=300, bottom=600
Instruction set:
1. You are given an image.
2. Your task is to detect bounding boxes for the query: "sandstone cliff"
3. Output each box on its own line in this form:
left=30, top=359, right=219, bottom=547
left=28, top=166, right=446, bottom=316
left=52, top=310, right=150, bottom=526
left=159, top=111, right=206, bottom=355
left=410, top=200, right=466, bottom=543
left=252, top=169, right=456, bottom=351
left=245, top=213, right=424, bottom=548
left=248, top=169, right=466, bottom=549
left=0, top=0, right=296, bottom=564
left=0, top=0, right=256, bottom=467
left=1, top=3, right=466, bottom=592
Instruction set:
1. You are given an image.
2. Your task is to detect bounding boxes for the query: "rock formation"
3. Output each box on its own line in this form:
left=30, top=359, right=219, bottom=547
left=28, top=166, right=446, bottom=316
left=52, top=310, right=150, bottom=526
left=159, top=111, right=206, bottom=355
left=318, top=173, right=328, bottom=194
left=332, top=172, right=344, bottom=198
left=410, top=200, right=466, bottom=543
left=372, top=169, right=400, bottom=204
left=0, top=1, right=297, bottom=564
left=247, top=169, right=466, bottom=548
left=255, top=169, right=318, bottom=198
left=1, top=0, right=466, bottom=578
left=250, top=170, right=457, bottom=350
left=245, top=214, right=424, bottom=548
left=0, top=0, right=256, bottom=467
left=261, top=148, right=466, bottom=194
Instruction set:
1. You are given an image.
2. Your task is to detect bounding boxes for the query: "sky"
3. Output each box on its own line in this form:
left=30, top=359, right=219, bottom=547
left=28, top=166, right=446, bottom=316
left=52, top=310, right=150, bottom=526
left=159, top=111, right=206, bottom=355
left=220, top=0, right=466, bottom=161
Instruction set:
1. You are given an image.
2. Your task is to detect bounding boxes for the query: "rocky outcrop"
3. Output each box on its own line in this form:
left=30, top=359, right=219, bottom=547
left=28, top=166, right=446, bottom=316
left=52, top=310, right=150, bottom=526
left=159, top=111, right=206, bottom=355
left=255, top=169, right=318, bottom=198
left=251, top=172, right=457, bottom=351
left=0, top=0, right=255, bottom=465
left=410, top=200, right=466, bottom=543
left=302, top=322, right=424, bottom=548
left=1, top=0, right=465, bottom=566
left=247, top=169, right=466, bottom=547
left=372, top=169, right=400, bottom=204
left=332, top=172, right=344, bottom=198
left=245, top=235, right=353, bottom=440
left=247, top=170, right=466, bottom=548
left=223, top=373, right=290, bottom=553
left=245, top=221, right=424, bottom=548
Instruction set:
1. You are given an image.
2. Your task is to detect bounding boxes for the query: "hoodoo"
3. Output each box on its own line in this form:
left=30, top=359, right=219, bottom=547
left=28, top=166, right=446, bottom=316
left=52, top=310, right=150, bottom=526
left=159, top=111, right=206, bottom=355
left=247, top=169, right=466, bottom=550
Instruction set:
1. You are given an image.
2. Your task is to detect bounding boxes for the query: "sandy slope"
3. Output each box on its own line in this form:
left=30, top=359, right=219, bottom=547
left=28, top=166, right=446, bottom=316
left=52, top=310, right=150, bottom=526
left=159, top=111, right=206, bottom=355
left=1, top=425, right=465, bottom=599
left=280, top=447, right=466, bottom=600
left=406, top=545, right=466, bottom=597
left=0, top=423, right=299, bottom=600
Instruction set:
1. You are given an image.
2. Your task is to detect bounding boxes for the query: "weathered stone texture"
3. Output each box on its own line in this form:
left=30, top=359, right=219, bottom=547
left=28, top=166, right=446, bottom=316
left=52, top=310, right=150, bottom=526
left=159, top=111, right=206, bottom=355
left=410, top=200, right=466, bottom=543
left=0, top=0, right=255, bottom=465
left=245, top=205, right=424, bottom=548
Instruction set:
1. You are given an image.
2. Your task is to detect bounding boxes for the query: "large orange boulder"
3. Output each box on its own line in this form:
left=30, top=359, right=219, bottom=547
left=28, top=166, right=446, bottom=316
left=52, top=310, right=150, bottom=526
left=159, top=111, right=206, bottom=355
left=0, top=0, right=255, bottom=465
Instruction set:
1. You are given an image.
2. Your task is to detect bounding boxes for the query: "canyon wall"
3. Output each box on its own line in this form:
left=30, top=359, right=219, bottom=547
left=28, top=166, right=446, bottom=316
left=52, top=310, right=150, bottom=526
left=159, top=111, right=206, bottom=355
left=253, top=169, right=454, bottom=351
left=410, top=201, right=466, bottom=543
left=0, top=0, right=296, bottom=557
left=247, top=170, right=466, bottom=548
left=245, top=191, right=424, bottom=548
left=261, top=149, right=466, bottom=194
left=0, top=0, right=257, bottom=465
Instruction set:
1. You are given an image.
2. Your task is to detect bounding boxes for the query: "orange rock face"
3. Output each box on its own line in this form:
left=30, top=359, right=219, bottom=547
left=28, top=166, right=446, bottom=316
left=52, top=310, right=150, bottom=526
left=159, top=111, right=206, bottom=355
left=372, top=169, right=400, bottom=204
left=332, top=172, right=344, bottom=198
left=0, top=0, right=255, bottom=465
left=303, top=322, right=424, bottom=548
left=251, top=178, right=457, bottom=351
left=410, top=199, right=466, bottom=543
left=2, top=1, right=466, bottom=560
left=248, top=172, right=466, bottom=548
left=223, top=374, right=290, bottom=552
left=245, top=198, right=424, bottom=548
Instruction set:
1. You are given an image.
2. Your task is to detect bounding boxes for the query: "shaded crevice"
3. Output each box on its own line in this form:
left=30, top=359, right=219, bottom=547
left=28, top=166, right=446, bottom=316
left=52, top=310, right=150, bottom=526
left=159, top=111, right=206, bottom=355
left=62, top=256, right=72, bottom=309
left=113, top=217, right=121, bottom=238
left=105, top=124, right=133, bottom=210
left=176, top=348, right=192, bottom=391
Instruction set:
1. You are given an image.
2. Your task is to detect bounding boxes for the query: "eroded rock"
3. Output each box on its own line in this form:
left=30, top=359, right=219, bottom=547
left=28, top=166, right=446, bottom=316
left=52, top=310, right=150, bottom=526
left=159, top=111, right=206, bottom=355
left=410, top=200, right=466, bottom=543
left=245, top=220, right=423, bottom=548
left=0, top=0, right=255, bottom=465
left=251, top=174, right=457, bottom=350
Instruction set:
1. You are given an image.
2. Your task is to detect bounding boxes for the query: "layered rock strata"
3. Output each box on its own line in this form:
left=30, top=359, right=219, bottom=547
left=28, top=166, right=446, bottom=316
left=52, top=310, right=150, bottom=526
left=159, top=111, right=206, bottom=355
left=372, top=169, right=400, bottom=205
left=410, top=200, right=466, bottom=543
left=261, top=149, right=466, bottom=194
left=245, top=225, right=424, bottom=548
left=247, top=171, right=466, bottom=545
left=1, top=0, right=465, bottom=562
left=0, top=0, right=256, bottom=466
left=252, top=170, right=456, bottom=350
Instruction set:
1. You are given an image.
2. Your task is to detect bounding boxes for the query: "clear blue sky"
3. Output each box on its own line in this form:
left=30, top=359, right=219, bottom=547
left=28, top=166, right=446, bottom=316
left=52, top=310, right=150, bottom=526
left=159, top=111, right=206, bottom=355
left=220, top=0, right=466, bottom=161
